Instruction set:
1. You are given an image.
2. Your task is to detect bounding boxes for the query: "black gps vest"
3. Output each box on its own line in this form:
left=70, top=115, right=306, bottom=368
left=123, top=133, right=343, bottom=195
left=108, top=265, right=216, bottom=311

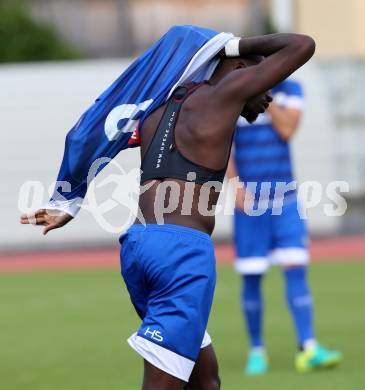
left=140, top=82, right=228, bottom=185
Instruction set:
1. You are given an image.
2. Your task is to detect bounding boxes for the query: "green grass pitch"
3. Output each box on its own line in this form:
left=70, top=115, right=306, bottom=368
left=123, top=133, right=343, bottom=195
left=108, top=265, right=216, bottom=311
left=1, top=262, right=365, bottom=389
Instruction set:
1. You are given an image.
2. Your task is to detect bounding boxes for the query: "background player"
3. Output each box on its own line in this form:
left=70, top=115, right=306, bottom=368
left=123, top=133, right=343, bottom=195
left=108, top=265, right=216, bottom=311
left=227, top=79, right=342, bottom=375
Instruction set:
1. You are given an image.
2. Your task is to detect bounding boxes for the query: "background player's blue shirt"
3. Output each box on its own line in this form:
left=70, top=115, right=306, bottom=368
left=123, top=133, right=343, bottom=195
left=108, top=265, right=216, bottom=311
left=234, top=79, right=304, bottom=202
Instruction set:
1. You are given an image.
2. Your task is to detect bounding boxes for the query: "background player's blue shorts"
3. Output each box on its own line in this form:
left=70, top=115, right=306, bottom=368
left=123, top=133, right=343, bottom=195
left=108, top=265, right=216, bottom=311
left=234, top=200, right=309, bottom=274
left=120, top=224, right=216, bottom=382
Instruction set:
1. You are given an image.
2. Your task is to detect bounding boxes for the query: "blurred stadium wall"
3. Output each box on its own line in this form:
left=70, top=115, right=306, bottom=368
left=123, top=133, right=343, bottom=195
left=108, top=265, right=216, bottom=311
left=28, top=0, right=251, bottom=56
left=295, top=0, right=365, bottom=234
left=1, top=0, right=365, bottom=250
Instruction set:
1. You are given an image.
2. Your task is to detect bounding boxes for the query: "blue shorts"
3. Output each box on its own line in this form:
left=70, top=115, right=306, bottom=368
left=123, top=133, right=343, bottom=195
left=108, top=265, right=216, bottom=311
left=120, top=224, right=216, bottom=382
left=234, top=200, right=309, bottom=274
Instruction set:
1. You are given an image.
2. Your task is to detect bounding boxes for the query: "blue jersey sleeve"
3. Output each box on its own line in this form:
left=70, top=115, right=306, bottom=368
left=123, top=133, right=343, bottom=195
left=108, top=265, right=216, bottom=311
left=272, top=79, right=304, bottom=111
left=46, top=109, right=134, bottom=217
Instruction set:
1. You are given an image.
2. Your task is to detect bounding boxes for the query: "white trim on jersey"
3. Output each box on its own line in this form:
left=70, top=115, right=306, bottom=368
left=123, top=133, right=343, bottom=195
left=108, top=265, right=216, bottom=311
left=285, top=96, right=305, bottom=110
left=44, top=198, right=82, bottom=218
left=273, top=92, right=304, bottom=111
left=128, top=333, right=195, bottom=382
left=168, top=32, right=234, bottom=98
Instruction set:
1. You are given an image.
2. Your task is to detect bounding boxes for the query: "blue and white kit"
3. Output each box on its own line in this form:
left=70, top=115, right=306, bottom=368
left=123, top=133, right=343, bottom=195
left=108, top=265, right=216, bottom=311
left=233, top=79, right=309, bottom=274
left=120, top=224, right=216, bottom=382
left=41, top=25, right=244, bottom=381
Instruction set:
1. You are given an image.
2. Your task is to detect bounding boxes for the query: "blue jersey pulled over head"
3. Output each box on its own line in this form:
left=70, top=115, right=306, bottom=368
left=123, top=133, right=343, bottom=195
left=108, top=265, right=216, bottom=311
left=234, top=79, right=304, bottom=203
left=46, top=25, right=234, bottom=216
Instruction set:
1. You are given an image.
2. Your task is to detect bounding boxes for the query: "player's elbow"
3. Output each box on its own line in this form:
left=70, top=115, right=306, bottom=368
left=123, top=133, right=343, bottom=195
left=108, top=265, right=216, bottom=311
left=278, top=125, right=296, bottom=141
left=302, top=35, right=316, bottom=55
left=295, top=34, right=316, bottom=58
left=281, top=132, right=293, bottom=141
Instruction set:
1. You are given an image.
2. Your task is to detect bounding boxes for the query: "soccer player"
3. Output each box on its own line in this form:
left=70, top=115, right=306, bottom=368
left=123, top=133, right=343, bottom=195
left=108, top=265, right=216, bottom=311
left=21, top=30, right=315, bottom=389
left=228, top=79, right=342, bottom=375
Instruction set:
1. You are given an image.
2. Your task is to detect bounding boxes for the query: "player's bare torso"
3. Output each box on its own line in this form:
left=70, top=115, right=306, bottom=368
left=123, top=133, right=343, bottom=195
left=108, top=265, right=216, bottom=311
left=135, top=82, right=240, bottom=235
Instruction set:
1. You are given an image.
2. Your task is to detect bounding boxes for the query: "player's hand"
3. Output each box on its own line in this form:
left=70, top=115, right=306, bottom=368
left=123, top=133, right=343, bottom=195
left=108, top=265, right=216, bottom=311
left=20, top=209, right=73, bottom=235
left=235, top=186, right=246, bottom=211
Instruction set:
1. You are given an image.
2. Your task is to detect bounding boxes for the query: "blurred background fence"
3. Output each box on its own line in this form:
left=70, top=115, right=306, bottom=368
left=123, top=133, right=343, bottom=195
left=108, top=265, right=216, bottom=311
left=1, top=0, right=365, bottom=250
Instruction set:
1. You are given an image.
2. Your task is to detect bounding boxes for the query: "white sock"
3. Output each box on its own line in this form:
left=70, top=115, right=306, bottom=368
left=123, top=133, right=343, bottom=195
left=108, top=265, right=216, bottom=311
left=251, top=346, right=265, bottom=354
left=303, top=339, right=317, bottom=352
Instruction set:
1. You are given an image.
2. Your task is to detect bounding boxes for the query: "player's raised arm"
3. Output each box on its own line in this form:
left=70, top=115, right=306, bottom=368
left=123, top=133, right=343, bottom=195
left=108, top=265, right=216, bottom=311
left=216, top=33, right=315, bottom=103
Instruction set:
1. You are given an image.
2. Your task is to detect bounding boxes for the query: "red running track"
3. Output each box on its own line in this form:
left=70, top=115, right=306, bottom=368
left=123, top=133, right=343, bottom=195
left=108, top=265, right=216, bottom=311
left=0, top=235, right=364, bottom=273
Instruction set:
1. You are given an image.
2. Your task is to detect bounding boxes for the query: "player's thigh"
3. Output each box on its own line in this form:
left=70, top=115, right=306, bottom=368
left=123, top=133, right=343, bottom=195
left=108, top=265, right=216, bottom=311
left=234, top=208, right=271, bottom=256
left=120, top=233, right=148, bottom=318
left=186, top=344, right=220, bottom=390
left=234, top=208, right=271, bottom=274
left=143, top=360, right=183, bottom=390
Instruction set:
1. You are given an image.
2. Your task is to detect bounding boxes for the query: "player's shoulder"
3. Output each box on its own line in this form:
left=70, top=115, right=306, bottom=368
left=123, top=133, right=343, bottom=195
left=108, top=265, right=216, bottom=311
left=273, top=78, right=303, bottom=96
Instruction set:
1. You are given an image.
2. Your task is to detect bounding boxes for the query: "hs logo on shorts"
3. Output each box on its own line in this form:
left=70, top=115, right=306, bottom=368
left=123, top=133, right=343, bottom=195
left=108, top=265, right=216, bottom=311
left=144, top=327, right=164, bottom=342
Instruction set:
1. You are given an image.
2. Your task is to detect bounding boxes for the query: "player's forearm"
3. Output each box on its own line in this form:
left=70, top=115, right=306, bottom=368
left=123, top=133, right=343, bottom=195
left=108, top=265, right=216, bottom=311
left=239, top=33, right=315, bottom=87
left=227, top=157, right=238, bottom=179
left=238, top=33, right=315, bottom=59
left=229, top=34, right=315, bottom=102
left=268, top=104, right=300, bottom=141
